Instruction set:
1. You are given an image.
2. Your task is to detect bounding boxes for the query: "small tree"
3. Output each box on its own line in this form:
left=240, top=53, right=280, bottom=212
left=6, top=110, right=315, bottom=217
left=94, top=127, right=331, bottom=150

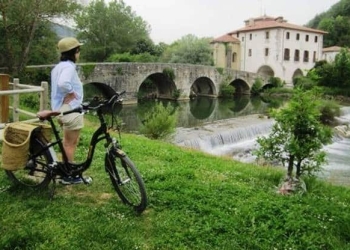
left=140, top=102, right=177, bottom=140
left=255, top=88, right=333, bottom=179
left=251, top=78, right=263, bottom=95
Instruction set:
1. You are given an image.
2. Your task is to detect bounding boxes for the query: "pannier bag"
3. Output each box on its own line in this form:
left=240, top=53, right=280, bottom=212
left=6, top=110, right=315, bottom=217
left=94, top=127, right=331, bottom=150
left=1, top=122, right=51, bottom=171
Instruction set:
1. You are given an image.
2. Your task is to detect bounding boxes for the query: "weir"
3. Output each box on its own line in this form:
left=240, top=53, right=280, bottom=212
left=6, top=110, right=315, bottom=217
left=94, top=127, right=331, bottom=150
left=174, top=109, right=350, bottom=186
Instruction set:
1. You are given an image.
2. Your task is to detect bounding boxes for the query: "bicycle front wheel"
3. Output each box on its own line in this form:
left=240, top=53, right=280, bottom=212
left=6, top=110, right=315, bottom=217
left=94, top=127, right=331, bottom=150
left=106, top=153, right=147, bottom=213
left=5, top=136, right=52, bottom=188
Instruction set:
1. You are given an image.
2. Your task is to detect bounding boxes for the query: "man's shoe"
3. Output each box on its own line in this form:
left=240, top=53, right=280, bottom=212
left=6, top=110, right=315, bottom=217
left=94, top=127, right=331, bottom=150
left=59, top=176, right=92, bottom=185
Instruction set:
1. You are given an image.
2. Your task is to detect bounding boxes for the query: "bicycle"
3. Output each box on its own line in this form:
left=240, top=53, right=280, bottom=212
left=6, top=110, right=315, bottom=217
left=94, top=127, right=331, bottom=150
left=4, top=90, right=148, bottom=213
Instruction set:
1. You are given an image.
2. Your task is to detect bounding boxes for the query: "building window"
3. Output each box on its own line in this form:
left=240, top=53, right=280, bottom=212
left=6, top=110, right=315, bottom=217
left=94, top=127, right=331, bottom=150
left=313, top=51, right=317, bottom=62
left=265, top=48, right=269, bottom=56
left=242, top=37, right=244, bottom=41
left=250, top=33, right=252, bottom=40
left=265, top=31, right=269, bottom=39
left=296, top=33, right=300, bottom=40
left=232, top=52, right=236, bottom=62
left=314, top=36, right=318, bottom=43
left=306, top=35, right=309, bottom=42
left=248, top=49, right=252, bottom=57
left=303, top=51, right=309, bottom=62
left=294, top=49, right=300, bottom=61
left=286, top=32, right=290, bottom=39
left=284, top=48, right=290, bottom=61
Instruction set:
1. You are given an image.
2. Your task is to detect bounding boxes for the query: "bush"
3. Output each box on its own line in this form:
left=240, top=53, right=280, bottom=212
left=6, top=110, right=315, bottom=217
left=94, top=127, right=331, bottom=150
left=139, top=102, right=177, bottom=140
left=319, top=99, right=341, bottom=125
left=251, top=78, right=263, bottom=95
left=268, top=76, right=284, bottom=88
left=162, top=67, right=175, bottom=81
left=293, top=76, right=316, bottom=90
left=219, top=84, right=235, bottom=98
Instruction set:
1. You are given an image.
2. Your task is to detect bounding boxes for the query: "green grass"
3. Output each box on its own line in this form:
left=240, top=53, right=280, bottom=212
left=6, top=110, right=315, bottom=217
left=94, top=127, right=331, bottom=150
left=0, top=125, right=349, bottom=249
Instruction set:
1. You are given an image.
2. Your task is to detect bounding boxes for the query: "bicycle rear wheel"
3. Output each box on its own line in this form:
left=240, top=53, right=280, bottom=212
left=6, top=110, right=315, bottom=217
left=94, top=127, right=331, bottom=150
left=5, top=136, right=52, bottom=188
left=106, top=153, right=147, bottom=213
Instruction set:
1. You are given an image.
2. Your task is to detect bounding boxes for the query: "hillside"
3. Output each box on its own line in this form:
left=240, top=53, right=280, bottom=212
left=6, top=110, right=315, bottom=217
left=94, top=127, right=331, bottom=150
left=307, top=0, right=350, bottom=47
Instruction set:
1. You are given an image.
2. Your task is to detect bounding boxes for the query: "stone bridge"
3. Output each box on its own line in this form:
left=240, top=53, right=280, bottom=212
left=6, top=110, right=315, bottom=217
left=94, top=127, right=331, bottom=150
left=80, top=63, right=270, bottom=103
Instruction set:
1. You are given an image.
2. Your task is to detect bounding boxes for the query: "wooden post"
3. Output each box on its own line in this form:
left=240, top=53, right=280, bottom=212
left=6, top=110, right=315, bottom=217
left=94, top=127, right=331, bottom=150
left=0, top=74, right=10, bottom=123
left=40, top=81, right=49, bottom=111
left=12, top=78, right=19, bottom=122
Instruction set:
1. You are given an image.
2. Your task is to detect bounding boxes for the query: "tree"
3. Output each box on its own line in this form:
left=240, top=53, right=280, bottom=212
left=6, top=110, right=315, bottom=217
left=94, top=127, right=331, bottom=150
left=160, top=34, right=213, bottom=65
left=75, top=0, right=150, bottom=62
left=0, top=0, right=79, bottom=75
left=255, top=88, right=333, bottom=179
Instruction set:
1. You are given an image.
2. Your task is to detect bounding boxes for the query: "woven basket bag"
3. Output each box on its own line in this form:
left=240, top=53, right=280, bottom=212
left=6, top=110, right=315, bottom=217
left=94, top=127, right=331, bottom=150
left=1, top=122, right=52, bottom=171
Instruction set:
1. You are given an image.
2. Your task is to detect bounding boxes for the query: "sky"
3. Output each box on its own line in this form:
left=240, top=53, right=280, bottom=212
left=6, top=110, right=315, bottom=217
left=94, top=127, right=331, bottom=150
left=117, top=0, right=340, bottom=44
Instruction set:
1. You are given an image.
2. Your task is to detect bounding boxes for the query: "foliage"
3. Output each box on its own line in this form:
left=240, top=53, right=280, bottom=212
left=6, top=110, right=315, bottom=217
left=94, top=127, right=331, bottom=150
left=160, top=34, right=214, bottom=65
left=139, top=102, right=177, bottom=139
left=309, top=48, right=350, bottom=89
left=18, top=67, right=52, bottom=86
left=19, top=93, right=41, bottom=111
left=162, top=67, right=175, bottom=81
left=107, top=52, right=158, bottom=63
left=75, top=0, right=150, bottom=62
left=251, top=78, right=263, bottom=95
left=293, top=76, right=317, bottom=90
left=0, top=128, right=350, bottom=249
left=307, top=0, right=350, bottom=47
left=131, top=39, right=166, bottom=57
left=216, top=67, right=224, bottom=75
left=81, top=64, right=96, bottom=80
left=255, top=88, right=333, bottom=179
left=0, top=0, right=78, bottom=74
left=318, top=99, right=341, bottom=125
left=219, top=84, right=235, bottom=98
left=268, top=76, right=284, bottom=88
left=172, top=89, right=182, bottom=99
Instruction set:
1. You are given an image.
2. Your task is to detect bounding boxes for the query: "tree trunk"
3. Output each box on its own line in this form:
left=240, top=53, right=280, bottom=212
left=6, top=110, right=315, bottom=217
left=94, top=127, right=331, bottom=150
left=296, top=160, right=301, bottom=179
left=17, top=18, right=38, bottom=75
left=287, top=154, right=295, bottom=178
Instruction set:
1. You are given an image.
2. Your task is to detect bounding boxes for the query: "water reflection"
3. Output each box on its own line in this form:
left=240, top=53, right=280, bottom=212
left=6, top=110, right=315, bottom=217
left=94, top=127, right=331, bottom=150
left=112, top=96, right=283, bottom=132
left=190, top=97, right=216, bottom=120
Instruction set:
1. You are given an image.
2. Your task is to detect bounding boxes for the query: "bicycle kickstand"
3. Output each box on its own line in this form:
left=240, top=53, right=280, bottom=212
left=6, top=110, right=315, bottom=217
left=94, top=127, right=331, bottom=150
left=49, top=175, right=57, bottom=200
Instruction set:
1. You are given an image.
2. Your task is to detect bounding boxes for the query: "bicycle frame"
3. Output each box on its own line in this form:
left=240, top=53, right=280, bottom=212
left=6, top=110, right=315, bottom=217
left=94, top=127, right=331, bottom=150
left=34, top=103, right=118, bottom=178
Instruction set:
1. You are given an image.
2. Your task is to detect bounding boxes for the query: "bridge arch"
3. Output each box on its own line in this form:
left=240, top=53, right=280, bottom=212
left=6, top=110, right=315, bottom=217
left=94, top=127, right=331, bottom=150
left=292, top=68, right=303, bottom=80
left=139, top=73, right=176, bottom=100
left=230, top=78, right=250, bottom=95
left=257, top=65, right=274, bottom=78
left=190, top=77, right=216, bottom=98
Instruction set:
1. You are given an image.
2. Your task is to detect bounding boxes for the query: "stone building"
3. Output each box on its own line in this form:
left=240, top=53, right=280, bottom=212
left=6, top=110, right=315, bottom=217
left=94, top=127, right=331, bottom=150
left=211, top=15, right=327, bottom=84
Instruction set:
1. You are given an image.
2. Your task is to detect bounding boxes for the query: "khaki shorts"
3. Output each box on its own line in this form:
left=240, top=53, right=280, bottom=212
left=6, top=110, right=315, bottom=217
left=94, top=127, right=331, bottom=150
left=58, top=104, right=84, bottom=130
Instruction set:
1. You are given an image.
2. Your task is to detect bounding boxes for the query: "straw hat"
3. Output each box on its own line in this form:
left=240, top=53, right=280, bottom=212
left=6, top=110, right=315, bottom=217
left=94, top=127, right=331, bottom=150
left=57, top=37, right=83, bottom=53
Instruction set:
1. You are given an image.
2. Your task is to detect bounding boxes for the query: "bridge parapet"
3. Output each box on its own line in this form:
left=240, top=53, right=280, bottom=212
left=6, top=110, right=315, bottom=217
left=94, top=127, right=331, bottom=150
left=26, top=63, right=271, bottom=103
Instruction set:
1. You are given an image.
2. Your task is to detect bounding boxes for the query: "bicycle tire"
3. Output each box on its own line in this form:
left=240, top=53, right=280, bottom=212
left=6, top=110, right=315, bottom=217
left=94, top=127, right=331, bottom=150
left=106, top=153, right=147, bottom=213
left=5, top=135, right=52, bottom=188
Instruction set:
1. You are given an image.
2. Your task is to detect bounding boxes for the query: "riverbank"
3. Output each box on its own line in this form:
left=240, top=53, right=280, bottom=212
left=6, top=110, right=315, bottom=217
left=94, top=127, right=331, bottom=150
left=173, top=113, right=350, bottom=187
left=1, top=130, right=350, bottom=249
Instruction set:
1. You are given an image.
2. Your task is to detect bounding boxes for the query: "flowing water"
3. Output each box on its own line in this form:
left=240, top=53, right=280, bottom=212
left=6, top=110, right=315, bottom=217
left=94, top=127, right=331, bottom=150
left=173, top=107, right=350, bottom=187
left=113, top=96, right=350, bottom=187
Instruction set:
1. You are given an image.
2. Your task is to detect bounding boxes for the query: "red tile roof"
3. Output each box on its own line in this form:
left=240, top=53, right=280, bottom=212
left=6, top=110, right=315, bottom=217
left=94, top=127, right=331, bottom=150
left=211, top=34, right=240, bottom=44
left=228, top=16, right=327, bottom=35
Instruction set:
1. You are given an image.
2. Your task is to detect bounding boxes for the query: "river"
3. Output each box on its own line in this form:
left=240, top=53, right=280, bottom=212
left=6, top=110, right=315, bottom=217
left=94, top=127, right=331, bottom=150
left=113, top=96, right=350, bottom=187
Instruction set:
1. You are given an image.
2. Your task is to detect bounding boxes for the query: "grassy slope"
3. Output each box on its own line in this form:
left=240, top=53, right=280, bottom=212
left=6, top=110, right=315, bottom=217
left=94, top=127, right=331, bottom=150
left=0, top=126, right=349, bottom=250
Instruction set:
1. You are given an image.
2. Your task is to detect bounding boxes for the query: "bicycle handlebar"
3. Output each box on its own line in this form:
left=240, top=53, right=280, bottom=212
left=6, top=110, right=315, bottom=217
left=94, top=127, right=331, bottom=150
left=61, top=90, right=126, bottom=116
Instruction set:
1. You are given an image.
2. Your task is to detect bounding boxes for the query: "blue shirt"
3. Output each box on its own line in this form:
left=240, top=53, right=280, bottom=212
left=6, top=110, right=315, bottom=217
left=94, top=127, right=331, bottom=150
left=51, top=61, right=83, bottom=111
